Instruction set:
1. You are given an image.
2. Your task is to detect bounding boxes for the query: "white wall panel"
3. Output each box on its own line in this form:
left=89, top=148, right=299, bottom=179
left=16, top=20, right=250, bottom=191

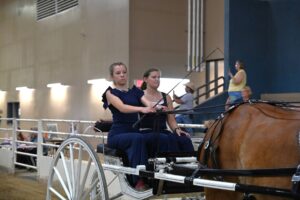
left=0, top=0, right=130, bottom=121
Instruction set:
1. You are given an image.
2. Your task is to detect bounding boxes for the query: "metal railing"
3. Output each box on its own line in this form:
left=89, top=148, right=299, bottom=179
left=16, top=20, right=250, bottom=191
left=0, top=118, right=105, bottom=174
left=194, top=76, right=225, bottom=105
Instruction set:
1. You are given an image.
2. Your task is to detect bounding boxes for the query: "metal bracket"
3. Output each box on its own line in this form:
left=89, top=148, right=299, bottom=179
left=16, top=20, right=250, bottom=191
left=204, top=140, right=210, bottom=149
left=292, top=174, right=300, bottom=182
left=292, top=165, right=300, bottom=182
left=292, top=164, right=300, bottom=194
left=243, top=193, right=256, bottom=200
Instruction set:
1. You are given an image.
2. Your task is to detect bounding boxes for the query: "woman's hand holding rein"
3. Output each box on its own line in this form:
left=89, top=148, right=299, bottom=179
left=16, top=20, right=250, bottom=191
left=174, top=127, right=190, bottom=137
left=140, top=106, right=156, bottom=114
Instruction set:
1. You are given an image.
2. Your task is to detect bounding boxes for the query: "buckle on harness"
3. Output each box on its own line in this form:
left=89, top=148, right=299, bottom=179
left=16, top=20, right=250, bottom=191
left=292, top=174, right=300, bottom=182
left=292, top=165, right=300, bottom=194
left=292, top=165, right=300, bottom=181
left=204, top=140, right=210, bottom=149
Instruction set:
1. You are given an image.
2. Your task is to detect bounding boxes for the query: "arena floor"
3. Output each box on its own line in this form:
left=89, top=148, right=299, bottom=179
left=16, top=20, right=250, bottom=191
left=0, top=168, right=203, bottom=200
left=0, top=169, right=46, bottom=200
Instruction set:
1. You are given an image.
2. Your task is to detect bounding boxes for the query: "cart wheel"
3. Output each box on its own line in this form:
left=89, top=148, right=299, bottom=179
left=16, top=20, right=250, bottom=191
left=46, top=136, right=108, bottom=200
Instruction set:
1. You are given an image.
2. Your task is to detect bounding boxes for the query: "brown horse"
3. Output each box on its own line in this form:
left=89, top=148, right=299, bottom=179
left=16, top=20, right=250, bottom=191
left=198, top=101, right=300, bottom=200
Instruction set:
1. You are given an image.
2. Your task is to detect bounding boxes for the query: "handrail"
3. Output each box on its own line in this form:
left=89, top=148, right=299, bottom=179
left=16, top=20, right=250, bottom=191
left=195, top=76, right=225, bottom=105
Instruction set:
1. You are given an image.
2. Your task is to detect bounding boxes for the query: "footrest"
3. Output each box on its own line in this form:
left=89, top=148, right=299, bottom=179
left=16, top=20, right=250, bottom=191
left=96, top=144, right=126, bottom=157
left=97, top=144, right=130, bottom=167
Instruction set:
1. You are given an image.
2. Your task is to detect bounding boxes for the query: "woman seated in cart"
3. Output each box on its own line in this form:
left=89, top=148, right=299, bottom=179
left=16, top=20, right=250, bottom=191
left=102, top=62, right=181, bottom=190
left=139, top=68, right=194, bottom=155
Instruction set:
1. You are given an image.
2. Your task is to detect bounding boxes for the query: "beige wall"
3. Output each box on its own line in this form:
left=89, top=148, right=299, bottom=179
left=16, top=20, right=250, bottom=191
left=0, top=0, right=224, bottom=122
left=129, top=0, right=188, bottom=81
left=130, top=0, right=224, bottom=88
left=204, top=0, right=224, bottom=60
left=0, top=0, right=129, bottom=121
left=190, top=0, right=224, bottom=88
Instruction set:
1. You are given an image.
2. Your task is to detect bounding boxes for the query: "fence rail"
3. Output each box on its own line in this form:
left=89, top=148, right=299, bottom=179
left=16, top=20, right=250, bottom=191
left=0, top=118, right=103, bottom=174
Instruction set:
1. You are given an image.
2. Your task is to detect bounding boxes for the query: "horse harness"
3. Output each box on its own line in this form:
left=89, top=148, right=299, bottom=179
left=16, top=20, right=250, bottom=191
left=198, top=103, right=233, bottom=170
left=197, top=102, right=245, bottom=168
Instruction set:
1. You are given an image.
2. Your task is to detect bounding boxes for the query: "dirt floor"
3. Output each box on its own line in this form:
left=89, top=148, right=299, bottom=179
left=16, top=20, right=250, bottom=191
left=0, top=169, right=47, bottom=200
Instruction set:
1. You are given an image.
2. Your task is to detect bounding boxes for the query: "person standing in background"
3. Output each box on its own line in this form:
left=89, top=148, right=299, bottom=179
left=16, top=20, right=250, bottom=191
left=173, top=82, right=195, bottom=135
left=226, top=60, right=247, bottom=109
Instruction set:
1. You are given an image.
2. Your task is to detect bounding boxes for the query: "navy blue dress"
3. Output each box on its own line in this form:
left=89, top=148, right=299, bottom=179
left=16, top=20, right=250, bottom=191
left=140, top=92, right=194, bottom=153
left=102, top=86, right=148, bottom=173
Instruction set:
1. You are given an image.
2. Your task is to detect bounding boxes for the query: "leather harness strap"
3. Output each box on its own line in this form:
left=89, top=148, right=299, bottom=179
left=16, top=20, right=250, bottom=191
left=199, top=112, right=227, bottom=169
left=198, top=103, right=246, bottom=172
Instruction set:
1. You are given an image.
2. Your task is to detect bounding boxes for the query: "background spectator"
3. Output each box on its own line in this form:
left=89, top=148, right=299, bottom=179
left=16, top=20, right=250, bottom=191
left=173, top=82, right=195, bottom=134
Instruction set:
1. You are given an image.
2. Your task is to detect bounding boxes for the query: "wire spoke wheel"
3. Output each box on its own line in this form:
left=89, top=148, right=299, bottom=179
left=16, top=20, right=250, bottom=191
left=46, top=136, right=108, bottom=200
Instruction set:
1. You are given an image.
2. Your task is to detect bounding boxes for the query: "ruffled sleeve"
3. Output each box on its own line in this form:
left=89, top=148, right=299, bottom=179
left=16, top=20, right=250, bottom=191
left=102, top=86, right=112, bottom=109
left=131, top=85, right=144, bottom=100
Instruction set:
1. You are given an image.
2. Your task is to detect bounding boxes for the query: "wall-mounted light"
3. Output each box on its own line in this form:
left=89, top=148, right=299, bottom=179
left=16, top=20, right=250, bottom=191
left=47, top=83, right=68, bottom=103
left=16, top=86, right=34, bottom=103
left=87, top=79, right=112, bottom=102
left=47, top=83, right=69, bottom=88
left=16, top=86, right=34, bottom=91
left=87, top=79, right=109, bottom=85
left=0, top=90, right=6, bottom=103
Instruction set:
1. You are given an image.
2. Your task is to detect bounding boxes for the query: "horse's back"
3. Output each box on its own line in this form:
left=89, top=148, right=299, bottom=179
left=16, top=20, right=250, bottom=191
left=222, top=102, right=300, bottom=170
left=204, top=102, right=300, bottom=200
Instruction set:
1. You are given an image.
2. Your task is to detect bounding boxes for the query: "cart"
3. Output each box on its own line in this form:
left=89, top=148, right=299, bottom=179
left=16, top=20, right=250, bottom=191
left=46, top=106, right=300, bottom=200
